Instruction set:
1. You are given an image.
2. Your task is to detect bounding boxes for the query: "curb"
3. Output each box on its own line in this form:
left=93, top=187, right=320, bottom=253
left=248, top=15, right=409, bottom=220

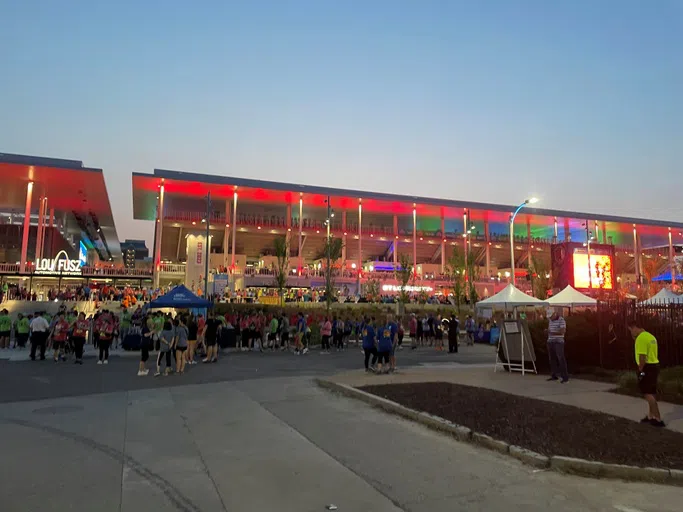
left=316, top=378, right=682, bottom=487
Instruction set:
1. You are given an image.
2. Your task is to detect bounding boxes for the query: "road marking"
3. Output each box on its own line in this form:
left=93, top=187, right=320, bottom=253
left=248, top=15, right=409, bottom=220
left=614, top=505, right=645, bottom=512
left=31, top=377, right=50, bottom=384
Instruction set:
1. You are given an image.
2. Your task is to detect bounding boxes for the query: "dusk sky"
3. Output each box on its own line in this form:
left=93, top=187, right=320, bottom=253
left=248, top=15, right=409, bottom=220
left=2, top=0, right=681, bottom=249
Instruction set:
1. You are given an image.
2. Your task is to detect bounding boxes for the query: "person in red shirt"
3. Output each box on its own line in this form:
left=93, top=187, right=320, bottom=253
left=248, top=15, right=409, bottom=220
left=71, top=312, right=89, bottom=365
left=50, top=312, right=70, bottom=362
left=98, top=316, right=114, bottom=364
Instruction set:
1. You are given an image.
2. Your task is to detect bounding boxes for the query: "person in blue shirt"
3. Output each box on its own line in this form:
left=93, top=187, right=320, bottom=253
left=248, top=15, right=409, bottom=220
left=386, top=313, right=399, bottom=372
left=361, top=316, right=377, bottom=372
left=377, top=315, right=396, bottom=374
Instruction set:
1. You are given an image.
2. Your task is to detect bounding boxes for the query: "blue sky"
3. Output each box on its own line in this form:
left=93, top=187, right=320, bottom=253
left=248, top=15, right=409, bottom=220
left=1, top=0, right=681, bottom=247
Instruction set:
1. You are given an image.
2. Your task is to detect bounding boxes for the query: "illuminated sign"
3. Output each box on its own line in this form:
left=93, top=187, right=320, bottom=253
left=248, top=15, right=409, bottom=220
left=34, top=250, right=83, bottom=275
left=382, top=284, right=433, bottom=293
left=79, top=241, right=87, bottom=267
left=573, top=253, right=613, bottom=289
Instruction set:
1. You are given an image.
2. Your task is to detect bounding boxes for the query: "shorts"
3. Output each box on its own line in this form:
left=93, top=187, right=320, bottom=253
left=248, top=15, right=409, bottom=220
left=639, top=364, right=659, bottom=395
left=0, top=331, right=9, bottom=338
left=281, top=332, right=289, bottom=343
left=176, top=346, right=187, bottom=352
left=377, top=351, right=390, bottom=364
left=53, top=340, right=65, bottom=350
left=268, top=333, right=277, bottom=341
left=206, top=337, right=217, bottom=347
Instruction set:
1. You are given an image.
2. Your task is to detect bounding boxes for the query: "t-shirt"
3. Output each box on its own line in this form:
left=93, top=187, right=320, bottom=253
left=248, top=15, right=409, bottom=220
left=0, top=315, right=11, bottom=332
left=16, top=317, right=30, bottom=334
left=448, top=319, right=459, bottom=341
left=160, top=328, right=174, bottom=352
left=297, top=317, right=306, bottom=333
left=635, top=331, right=659, bottom=365
left=99, top=321, right=114, bottom=341
left=548, top=317, right=566, bottom=343
left=205, top=319, right=220, bottom=342
left=30, top=316, right=50, bottom=333
left=270, top=318, right=279, bottom=334
left=378, top=324, right=394, bottom=352
left=121, top=312, right=132, bottom=328
left=362, top=324, right=376, bottom=350
left=321, top=321, right=332, bottom=337
left=52, top=319, right=69, bottom=342
left=175, top=325, right=189, bottom=348
left=73, top=319, right=89, bottom=338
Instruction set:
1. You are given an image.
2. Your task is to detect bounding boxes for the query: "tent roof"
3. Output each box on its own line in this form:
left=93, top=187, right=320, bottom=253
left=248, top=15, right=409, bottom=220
left=652, top=270, right=683, bottom=282
left=476, top=284, right=548, bottom=308
left=547, top=286, right=597, bottom=307
left=640, top=288, right=683, bottom=305
left=148, top=285, right=213, bottom=309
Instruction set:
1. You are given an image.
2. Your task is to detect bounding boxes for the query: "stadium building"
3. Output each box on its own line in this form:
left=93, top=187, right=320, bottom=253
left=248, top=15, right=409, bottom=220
left=132, top=168, right=683, bottom=298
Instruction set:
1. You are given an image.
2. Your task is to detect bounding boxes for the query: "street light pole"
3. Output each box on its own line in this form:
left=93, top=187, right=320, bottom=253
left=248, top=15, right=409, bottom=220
left=510, top=198, right=538, bottom=286
left=204, top=191, right=211, bottom=300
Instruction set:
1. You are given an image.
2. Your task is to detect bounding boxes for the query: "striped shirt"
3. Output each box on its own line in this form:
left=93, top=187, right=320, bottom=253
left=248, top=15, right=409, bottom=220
left=548, top=317, right=566, bottom=343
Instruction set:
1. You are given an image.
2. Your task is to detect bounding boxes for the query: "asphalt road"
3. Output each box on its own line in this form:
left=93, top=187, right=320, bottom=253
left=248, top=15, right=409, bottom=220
left=0, top=344, right=493, bottom=403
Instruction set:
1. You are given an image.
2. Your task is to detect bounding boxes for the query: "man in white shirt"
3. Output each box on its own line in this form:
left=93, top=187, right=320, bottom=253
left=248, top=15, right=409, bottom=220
left=546, top=308, right=568, bottom=383
left=29, top=312, right=50, bottom=361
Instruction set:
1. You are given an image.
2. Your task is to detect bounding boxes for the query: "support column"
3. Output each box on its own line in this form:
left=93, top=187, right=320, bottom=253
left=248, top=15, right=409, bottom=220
left=223, top=200, right=231, bottom=269
left=602, top=222, right=607, bottom=246
left=231, top=191, right=238, bottom=269
left=341, top=211, right=347, bottom=263
left=484, top=219, right=491, bottom=277
left=298, top=194, right=303, bottom=274
left=20, top=182, right=34, bottom=273
left=393, top=214, right=398, bottom=265
left=358, top=200, right=363, bottom=273
left=48, top=207, right=54, bottom=257
left=153, top=182, right=165, bottom=288
left=564, top=219, right=570, bottom=242
left=527, top=218, right=532, bottom=269
left=669, top=228, right=676, bottom=285
left=633, top=225, right=641, bottom=285
left=35, top=195, right=45, bottom=263
left=440, top=210, right=445, bottom=273
left=463, top=210, right=468, bottom=272
left=595, top=221, right=600, bottom=244
left=412, top=205, right=417, bottom=274
left=553, top=217, right=558, bottom=241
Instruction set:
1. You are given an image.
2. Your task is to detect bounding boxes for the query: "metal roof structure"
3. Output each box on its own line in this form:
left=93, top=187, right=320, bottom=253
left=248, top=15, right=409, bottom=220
left=0, top=152, right=122, bottom=262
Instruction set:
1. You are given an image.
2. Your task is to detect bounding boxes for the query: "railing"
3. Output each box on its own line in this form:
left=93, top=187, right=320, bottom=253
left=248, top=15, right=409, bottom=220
left=159, top=263, right=186, bottom=273
left=0, top=263, right=21, bottom=273
left=81, top=266, right=153, bottom=277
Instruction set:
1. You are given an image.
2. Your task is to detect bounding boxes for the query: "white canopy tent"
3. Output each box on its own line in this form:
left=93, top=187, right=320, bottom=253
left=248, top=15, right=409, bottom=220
left=476, top=283, right=548, bottom=309
left=640, top=288, right=683, bottom=305
left=547, top=286, right=597, bottom=308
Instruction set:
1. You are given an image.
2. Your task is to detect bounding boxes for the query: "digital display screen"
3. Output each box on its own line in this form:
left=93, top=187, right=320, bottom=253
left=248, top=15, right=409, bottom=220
left=573, top=253, right=613, bottom=289
left=78, top=241, right=87, bottom=267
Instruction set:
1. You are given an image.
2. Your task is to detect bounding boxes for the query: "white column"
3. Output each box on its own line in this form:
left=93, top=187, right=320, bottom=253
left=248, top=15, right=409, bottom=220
left=20, top=182, right=34, bottom=273
left=527, top=218, right=532, bottom=269
left=463, top=210, right=468, bottom=274
left=564, top=219, right=570, bottom=242
left=298, top=195, right=303, bottom=274
left=669, top=228, right=675, bottom=285
left=231, top=191, right=238, bottom=269
left=358, top=201, right=363, bottom=272
left=553, top=217, right=558, bottom=241
left=153, top=182, right=165, bottom=288
left=484, top=219, right=491, bottom=277
left=47, top=207, right=54, bottom=258
left=393, top=214, right=398, bottom=265
left=440, top=212, right=445, bottom=273
left=633, top=225, right=641, bottom=286
left=223, top=199, right=231, bottom=269
left=35, top=195, right=45, bottom=263
left=341, top=211, right=347, bottom=263
left=412, top=205, right=417, bottom=274
left=602, top=222, right=607, bottom=245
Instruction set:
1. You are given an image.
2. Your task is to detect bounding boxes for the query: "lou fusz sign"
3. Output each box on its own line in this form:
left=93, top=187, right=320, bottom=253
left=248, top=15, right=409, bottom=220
left=34, top=250, right=83, bottom=275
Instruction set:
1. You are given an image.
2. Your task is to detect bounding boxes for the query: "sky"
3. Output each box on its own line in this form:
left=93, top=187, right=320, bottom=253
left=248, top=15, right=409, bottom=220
left=1, top=0, right=682, bottom=249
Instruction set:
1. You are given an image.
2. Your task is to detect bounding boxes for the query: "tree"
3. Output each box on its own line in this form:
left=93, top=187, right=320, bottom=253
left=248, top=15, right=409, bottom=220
left=272, top=236, right=289, bottom=306
left=445, top=246, right=466, bottom=311
left=316, top=236, right=344, bottom=312
left=365, top=278, right=381, bottom=303
left=395, top=253, right=413, bottom=305
left=529, top=255, right=552, bottom=300
left=467, top=255, right=480, bottom=303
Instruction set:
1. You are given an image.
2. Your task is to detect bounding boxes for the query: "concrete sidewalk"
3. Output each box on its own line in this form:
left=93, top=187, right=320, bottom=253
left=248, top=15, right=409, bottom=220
left=326, top=366, right=683, bottom=433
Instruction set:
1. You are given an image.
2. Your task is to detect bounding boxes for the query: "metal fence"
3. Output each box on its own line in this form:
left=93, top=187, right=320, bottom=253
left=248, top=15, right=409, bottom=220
left=597, top=301, right=683, bottom=370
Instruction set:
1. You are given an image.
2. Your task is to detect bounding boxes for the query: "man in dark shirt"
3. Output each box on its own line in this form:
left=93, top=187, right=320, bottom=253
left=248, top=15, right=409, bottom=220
left=448, top=314, right=459, bottom=353
left=202, top=312, right=221, bottom=363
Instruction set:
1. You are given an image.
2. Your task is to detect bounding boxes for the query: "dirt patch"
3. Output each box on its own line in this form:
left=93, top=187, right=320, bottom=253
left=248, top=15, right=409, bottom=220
left=359, top=382, right=683, bottom=470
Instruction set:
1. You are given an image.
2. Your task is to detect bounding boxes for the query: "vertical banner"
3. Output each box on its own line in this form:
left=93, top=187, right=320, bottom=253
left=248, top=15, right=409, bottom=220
left=213, top=273, right=229, bottom=297
left=185, top=234, right=207, bottom=294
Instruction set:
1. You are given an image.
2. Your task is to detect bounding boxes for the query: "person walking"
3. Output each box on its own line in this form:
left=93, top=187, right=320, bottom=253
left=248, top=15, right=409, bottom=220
left=155, top=319, right=175, bottom=376
left=376, top=316, right=394, bottom=374
left=138, top=315, right=152, bottom=376
left=50, top=312, right=70, bottom=362
left=448, top=313, right=459, bottom=353
left=546, top=308, right=569, bottom=383
left=0, top=309, right=11, bottom=349
left=465, top=315, right=476, bottom=346
left=71, top=312, right=89, bottom=365
left=14, top=313, right=30, bottom=349
left=409, top=314, right=418, bottom=350
left=628, top=319, right=665, bottom=427
left=174, top=317, right=189, bottom=374
left=361, top=316, right=377, bottom=372
left=202, top=313, right=221, bottom=363
left=29, top=311, right=50, bottom=361
left=97, top=314, right=114, bottom=364
left=320, top=316, right=332, bottom=354
left=186, top=314, right=198, bottom=365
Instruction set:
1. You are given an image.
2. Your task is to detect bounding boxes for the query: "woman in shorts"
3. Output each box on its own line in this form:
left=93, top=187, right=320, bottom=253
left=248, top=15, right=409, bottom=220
left=174, top=317, right=189, bottom=375
left=138, top=317, right=152, bottom=376
left=186, top=314, right=198, bottom=365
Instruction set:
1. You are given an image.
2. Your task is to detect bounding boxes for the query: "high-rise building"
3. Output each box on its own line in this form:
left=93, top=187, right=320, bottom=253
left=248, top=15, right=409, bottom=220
left=122, top=239, right=149, bottom=268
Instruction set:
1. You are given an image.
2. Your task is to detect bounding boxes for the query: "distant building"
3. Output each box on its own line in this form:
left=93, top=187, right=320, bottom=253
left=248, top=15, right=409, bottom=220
left=122, top=239, right=149, bottom=268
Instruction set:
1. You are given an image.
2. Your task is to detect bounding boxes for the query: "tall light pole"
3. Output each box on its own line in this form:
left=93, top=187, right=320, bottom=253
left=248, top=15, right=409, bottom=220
left=324, top=196, right=334, bottom=304
left=583, top=223, right=594, bottom=289
left=203, top=191, right=211, bottom=299
left=510, top=197, right=538, bottom=285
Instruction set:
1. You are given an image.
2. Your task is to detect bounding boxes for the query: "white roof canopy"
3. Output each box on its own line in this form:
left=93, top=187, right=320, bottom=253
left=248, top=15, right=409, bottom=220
left=640, top=288, right=683, bottom=305
left=476, top=284, right=548, bottom=309
left=547, top=286, right=597, bottom=307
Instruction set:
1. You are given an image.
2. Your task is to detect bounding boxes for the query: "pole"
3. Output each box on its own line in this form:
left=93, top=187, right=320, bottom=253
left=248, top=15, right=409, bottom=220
left=586, top=223, right=592, bottom=289
left=509, top=200, right=530, bottom=286
left=669, top=228, right=676, bottom=285
left=205, top=192, right=211, bottom=300
left=326, top=195, right=331, bottom=305
left=20, top=182, right=34, bottom=274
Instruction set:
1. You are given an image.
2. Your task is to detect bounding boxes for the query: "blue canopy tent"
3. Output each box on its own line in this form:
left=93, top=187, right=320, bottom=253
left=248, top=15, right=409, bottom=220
left=147, top=285, right=213, bottom=309
left=652, top=270, right=683, bottom=282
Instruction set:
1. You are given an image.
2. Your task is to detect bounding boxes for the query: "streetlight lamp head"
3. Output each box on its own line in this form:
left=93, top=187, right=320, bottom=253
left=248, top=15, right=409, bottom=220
left=527, top=197, right=539, bottom=204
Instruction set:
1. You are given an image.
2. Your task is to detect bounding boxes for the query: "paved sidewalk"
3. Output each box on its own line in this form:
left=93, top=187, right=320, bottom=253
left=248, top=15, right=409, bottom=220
left=326, top=366, right=683, bottom=433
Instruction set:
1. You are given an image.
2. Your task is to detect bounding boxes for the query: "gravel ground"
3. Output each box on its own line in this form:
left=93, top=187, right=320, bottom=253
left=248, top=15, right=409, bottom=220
left=360, top=382, right=683, bottom=470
